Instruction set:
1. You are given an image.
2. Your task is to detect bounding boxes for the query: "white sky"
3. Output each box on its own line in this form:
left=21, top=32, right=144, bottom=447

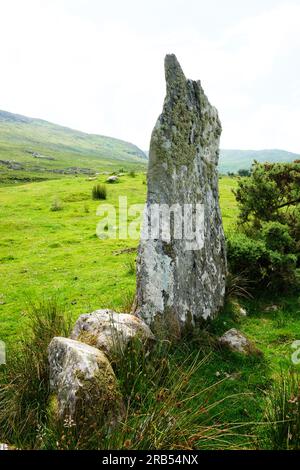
left=1, top=0, right=300, bottom=152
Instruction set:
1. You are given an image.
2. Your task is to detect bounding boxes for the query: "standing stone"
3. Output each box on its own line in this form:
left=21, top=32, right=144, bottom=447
left=135, top=54, right=226, bottom=335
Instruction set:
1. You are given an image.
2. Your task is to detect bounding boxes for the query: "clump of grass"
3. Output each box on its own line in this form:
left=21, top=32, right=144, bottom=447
left=40, top=339, right=240, bottom=450
left=50, top=198, right=63, bottom=212
left=92, top=184, right=107, bottom=200
left=262, top=371, right=300, bottom=449
left=129, top=170, right=136, bottom=178
left=123, top=257, right=135, bottom=276
left=225, top=272, right=253, bottom=301
left=83, top=202, right=89, bottom=213
left=0, top=298, right=71, bottom=448
left=0, top=297, right=246, bottom=450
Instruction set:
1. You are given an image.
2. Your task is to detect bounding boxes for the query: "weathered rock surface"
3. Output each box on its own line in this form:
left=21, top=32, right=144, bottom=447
left=48, top=337, right=122, bottom=420
left=135, top=54, right=227, bottom=334
left=106, top=175, right=119, bottom=183
left=71, top=310, right=154, bottom=359
left=218, top=329, right=262, bottom=356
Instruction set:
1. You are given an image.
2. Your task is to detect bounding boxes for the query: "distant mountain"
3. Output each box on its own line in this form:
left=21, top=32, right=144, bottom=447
left=0, top=110, right=147, bottom=179
left=219, top=149, right=300, bottom=174
left=143, top=148, right=299, bottom=173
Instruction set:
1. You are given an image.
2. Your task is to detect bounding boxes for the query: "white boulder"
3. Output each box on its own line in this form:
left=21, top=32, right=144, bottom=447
left=218, top=328, right=262, bottom=356
left=71, top=310, right=155, bottom=359
left=48, top=337, right=122, bottom=420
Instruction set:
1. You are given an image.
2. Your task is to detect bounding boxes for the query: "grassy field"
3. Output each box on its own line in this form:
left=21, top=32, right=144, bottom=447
left=0, top=173, right=300, bottom=449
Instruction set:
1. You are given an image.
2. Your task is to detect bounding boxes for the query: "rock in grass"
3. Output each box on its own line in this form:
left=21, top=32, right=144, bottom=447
left=106, top=175, right=119, bottom=183
left=71, top=310, right=155, bottom=359
left=48, top=337, right=123, bottom=421
left=135, top=54, right=227, bottom=336
left=218, top=329, right=262, bottom=356
left=264, top=305, right=279, bottom=312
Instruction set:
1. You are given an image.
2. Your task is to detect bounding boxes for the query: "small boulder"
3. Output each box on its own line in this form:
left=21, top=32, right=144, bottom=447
left=218, top=329, right=262, bottom=356
left=239, top=307, right=247, bottom=317
left=71, top=310, right=155, bottom=359
left=264, top=305, right=279, bottom=312
left=106, top=176, right=119, bottom=184
left=48, top=337, right=122, bottom=421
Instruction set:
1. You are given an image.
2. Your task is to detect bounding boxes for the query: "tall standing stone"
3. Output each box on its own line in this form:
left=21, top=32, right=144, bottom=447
left=135, top=54, right=227, bottom=335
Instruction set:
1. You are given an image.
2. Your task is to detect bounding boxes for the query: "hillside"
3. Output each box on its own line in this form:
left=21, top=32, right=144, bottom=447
left=1, top=109, right=299, bottom=184
left=0, top=110, right=147, bottom=183
left=219, top=148, right=300, bottom=173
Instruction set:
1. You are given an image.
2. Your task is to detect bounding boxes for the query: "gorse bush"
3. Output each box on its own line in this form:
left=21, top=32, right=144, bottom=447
left=227, top=232, right=297, bottom=291
left=230, top=161, right=300, bottom=291
left=0, top=298, right=71, bottom=448
left=92, top=184, right=107, bottom=200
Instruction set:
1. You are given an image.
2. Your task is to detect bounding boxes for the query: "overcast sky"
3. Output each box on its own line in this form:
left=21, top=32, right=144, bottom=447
left=1, top=0, right=300, bottom=152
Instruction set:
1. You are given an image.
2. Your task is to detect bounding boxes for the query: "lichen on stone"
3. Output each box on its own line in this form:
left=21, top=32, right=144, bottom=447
left=135, top=54, right=227, bottom=335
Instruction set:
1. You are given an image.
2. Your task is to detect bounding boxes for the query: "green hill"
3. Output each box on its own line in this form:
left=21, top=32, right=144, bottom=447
left=219, top=149, right=300, bottom=174
left=0, top=110, right=147, bottom=183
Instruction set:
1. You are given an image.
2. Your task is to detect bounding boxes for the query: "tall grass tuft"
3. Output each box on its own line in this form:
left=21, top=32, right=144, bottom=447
left=225, top=272, right=253, bottom=301
left=123, top=257, right=136, bottom=276
left=92, top=184, right=107, bottom=200
left=0, top=298, right=244, bottom=450
left=262, top=371, right=300, bottom=449
left=0, top=298, right=71, bottom=448
left=50, top=198, right=63, bottom=212
left=40, top=339, right=241, bottom=450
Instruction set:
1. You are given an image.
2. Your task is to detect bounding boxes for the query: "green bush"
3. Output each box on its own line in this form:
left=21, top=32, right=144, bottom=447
left=92, top=184, right=107, bottom=200
left=226, top=232, right=297, bottom=291
left=262, top=221, right=295, bottom=254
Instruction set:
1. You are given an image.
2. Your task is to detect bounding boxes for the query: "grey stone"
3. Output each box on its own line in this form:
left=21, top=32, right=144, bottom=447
left=106, top=175, right=119, bottom=183
left=218, top=329, right=262, bottom=356
left=264, top=305, right=279, bottom=312
left=71, top=310, right=154, bottom=359
left=239, top=307, right=247, bottom=317
left=48, top=337, right=122, bottom=420
left=135, top=54, right=226, bottom=335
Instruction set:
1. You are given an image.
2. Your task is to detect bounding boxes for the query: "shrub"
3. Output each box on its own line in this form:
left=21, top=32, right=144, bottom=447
left=129, top=170, right=136, bottom=178
left=261, top=221, right=295, bottom=254
left=92, top=184, right=107, bottom=200
left=226, top=232, right=297, bottom=291
left=237, top=169, right=250, bottom=177
left=50, top=198, right=63, bottom=212
left=234, top=161, right=300, bottom=233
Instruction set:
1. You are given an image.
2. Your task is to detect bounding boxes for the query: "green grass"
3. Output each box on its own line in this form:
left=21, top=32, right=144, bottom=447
left=1, top=173, right=300, bottom=449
